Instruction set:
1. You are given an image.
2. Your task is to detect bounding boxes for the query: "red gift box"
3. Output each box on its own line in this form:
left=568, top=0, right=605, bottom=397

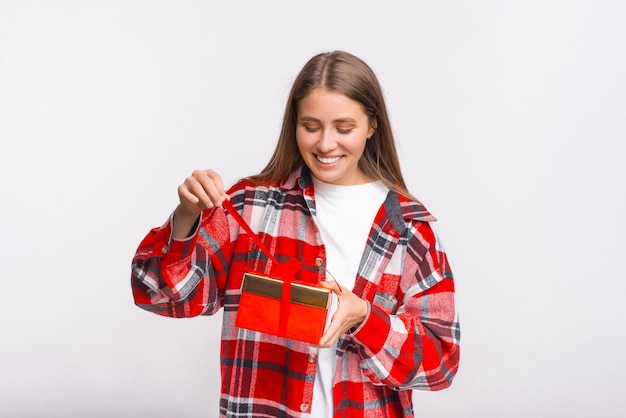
left=236, top=272, right=331, bottom=344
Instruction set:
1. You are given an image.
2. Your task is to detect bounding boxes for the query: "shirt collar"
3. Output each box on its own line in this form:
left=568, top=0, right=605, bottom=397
left=281, top=165, right=437, bottom=229
left=278, top=164, right=313, bottom=193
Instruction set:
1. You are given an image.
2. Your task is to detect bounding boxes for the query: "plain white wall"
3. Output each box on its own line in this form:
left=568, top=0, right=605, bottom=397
left=1, top=1, right=625, bottom=417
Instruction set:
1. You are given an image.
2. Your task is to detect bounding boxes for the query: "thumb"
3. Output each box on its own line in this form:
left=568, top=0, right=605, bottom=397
left=319, top=279, right=343, bottom=295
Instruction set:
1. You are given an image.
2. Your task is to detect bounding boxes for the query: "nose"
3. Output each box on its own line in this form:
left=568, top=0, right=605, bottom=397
left=316, top=129, right=336, bottom=154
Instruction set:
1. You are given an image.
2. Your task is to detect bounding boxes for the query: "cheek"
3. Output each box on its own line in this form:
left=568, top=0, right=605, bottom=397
left=349, top=136, right=369, bottom=156
left=295, top=133, right=309, bottom=157
left=295, top=133, right=304, bottom=151
left=295, top=130, right=314, bottom=149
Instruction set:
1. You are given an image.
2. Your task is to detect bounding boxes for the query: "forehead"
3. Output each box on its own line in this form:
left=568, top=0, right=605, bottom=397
left=297, top=88, right=368, bottom=120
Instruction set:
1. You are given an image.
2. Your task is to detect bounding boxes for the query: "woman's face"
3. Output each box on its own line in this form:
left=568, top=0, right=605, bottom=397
left=296, top=88, right=375, bottom=186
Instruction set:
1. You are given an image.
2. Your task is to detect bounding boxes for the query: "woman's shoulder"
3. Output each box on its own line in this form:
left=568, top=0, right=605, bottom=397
left=388, top=191, right=438, bottom=224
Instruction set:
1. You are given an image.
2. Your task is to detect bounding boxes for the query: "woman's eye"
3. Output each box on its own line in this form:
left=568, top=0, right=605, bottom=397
left=337, top=128, right=353, bottom=134
left=304, top=126, right=320, bottom=133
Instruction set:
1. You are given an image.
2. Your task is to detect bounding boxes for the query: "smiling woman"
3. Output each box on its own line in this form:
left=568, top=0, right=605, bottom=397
left=296, top=88, right=375, bottom=185
left=249, top=51, right=411, bottom=199
left=131, top=51, right=460, bottom=418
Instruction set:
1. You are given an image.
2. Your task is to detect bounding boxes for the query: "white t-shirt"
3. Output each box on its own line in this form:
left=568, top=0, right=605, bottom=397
left=309, top=177, right=389, bottom=417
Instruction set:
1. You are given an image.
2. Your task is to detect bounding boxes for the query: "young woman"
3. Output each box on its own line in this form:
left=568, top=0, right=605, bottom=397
left=131, top=51, right=460, bottom=417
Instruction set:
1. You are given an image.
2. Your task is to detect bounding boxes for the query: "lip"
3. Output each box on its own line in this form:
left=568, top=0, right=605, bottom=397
left=315, top=154, right=344, bottom=165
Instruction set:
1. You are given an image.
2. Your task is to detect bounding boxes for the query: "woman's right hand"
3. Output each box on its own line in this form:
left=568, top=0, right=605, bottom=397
left=172, top=169, right=229, bottom=239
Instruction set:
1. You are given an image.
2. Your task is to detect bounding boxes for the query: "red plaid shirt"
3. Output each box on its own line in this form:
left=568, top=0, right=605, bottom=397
left=131, top=166, right=460, bottom=417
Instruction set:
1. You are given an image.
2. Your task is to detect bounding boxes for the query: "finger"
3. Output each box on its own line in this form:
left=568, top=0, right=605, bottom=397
left=318, top=310, right=348, bottom=348
left=319, top=279, right=343, bottom=295
left=177, top=183, right=200, bottom=206
left=177, top=182, right=206, bottom=218
left=184, top=176, right=216, bottom=209
left=318, top=327, right=340, bottom=348
left=205, top=169, right=227, bottom=201
left=195, top=170, right=228, bottom=207
left=319, top=320, right=351, bottom=348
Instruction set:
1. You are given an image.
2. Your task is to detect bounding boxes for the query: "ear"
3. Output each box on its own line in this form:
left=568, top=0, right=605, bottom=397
left=368, top=118, right=377, bottom=139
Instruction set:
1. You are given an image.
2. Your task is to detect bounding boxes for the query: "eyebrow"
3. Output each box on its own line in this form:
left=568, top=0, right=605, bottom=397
left=298, top=116, right=358, bottom=123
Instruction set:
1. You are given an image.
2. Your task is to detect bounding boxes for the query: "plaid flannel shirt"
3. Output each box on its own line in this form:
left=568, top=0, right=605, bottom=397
left=131, top=166, right=460, bottom=417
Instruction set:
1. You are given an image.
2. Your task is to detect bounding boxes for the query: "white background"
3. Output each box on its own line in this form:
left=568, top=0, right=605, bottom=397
left=1, top=1, right=625, bottom=417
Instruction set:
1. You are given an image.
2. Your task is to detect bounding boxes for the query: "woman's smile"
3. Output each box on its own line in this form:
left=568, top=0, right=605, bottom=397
left=315, top=154, right=344, bottom=164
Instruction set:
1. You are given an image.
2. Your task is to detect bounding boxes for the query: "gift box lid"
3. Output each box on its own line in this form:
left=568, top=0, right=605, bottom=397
left=241, top=272, right=330, bottom=309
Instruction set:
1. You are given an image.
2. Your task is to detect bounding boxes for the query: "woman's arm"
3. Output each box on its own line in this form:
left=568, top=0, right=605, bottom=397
left=350, top=222, right=460, bottom=391
left=131, top=168, right=232, bottom=318
left=131, top=206, right=233, bottom=318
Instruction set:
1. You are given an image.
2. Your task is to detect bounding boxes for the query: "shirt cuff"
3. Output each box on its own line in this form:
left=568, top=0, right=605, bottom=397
left=349, top=303, right=389, bottom=354
left=153, top=211, right=202, bottom=261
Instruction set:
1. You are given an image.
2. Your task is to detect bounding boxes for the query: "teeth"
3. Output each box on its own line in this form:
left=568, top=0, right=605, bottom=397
left=316, top=155, right=342, bottom=164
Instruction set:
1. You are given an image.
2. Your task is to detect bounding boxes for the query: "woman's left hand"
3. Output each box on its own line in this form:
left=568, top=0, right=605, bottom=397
left=316, top=281, right=369, bottom=348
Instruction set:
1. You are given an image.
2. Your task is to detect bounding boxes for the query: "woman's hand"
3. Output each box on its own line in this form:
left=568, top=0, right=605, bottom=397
left=317, top=281, right=369, bottom=348
left=172, top=169, right=229, bottom=239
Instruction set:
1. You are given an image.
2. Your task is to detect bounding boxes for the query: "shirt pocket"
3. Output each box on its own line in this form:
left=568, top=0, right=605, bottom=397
left=372, top=292, right=399, bottom=314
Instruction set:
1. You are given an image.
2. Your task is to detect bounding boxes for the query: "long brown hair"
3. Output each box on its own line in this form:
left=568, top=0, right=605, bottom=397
left=248, top=51, right=413, bottom=198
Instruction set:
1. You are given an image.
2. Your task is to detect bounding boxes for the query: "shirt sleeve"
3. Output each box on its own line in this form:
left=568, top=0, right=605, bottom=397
left=351, top=221, right=460, bottom=391
left=130, top=206, right=233, bottom=318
